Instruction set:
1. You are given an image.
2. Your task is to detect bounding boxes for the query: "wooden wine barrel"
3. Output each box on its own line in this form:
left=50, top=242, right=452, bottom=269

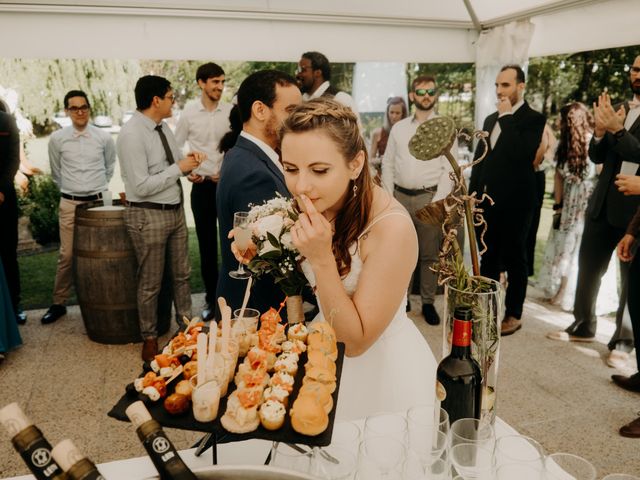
left=73, top=200, right=172, bottom=344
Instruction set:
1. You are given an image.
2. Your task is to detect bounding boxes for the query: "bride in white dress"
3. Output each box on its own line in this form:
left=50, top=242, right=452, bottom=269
left=279, top=98, right=437, bottom=421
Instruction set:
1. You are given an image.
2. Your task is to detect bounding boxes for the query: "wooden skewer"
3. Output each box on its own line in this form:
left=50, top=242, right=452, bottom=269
left=237, top=276, right=253, bottom=323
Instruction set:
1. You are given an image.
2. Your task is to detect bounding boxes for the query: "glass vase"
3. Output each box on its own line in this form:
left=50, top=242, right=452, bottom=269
left=442, top=276, right=505, bottom=425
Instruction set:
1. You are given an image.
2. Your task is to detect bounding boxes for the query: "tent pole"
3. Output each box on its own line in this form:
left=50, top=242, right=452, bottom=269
left=462, top=0, right=482, bottom=31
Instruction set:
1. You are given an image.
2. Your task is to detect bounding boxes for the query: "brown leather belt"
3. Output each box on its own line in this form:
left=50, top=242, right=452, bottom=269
left=394, top=185, right=437, bottom=196
left=127, top=201, right=181, bottom=211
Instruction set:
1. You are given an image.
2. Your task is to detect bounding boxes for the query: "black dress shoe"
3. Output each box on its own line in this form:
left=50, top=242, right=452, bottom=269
left=612, top=373, right=640, bottom=393
left=620, top=416, right=640, bottom=438
left=16, top=308, right=27, bottom=325
left=41, top=304, right=67, bottom=325
left=422, top=303, right=440, bottom=325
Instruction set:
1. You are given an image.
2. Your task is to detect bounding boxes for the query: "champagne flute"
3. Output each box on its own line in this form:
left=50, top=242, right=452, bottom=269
left=229, top=211, right=252, bottom=280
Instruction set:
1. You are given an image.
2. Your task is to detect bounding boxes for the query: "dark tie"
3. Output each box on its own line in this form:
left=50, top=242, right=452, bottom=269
left=155, top=124, right=182, bottom=201
left=155, top=124, right=175, bottom=164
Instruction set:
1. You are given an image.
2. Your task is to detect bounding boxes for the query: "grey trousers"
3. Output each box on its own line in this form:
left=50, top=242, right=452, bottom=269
left=394, top=189, right=442, bottom=305
left=124, top=206, right=192, bottom=339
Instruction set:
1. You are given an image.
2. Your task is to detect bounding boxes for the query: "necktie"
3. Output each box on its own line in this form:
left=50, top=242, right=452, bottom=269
left=155, top=124, right=183, bottom=201
left=155, top=125, right=175, bottom=164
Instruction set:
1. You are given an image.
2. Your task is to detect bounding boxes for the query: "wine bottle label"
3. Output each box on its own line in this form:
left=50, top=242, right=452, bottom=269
left=17, top=437, right=63, bottom=480
left=143, top=430, right=183, bottom=471
left=452, top=319, right=471, bottom=347
left=435, top=380, right=447, bottom=401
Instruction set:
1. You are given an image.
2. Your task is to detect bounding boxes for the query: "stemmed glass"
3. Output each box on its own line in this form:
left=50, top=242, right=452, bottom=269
left=229, top=211, right=252, bottom=279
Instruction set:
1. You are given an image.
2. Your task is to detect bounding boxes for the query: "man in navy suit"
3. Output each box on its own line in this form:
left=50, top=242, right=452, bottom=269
left=216, top=70, right=302, bottom=314
left=470, top=65, right=546, bottom=336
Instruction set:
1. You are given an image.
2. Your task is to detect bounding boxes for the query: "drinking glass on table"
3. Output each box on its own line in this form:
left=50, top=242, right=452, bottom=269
left=364, top=412, right=407, bottom=443
left=357, top=436, right=405, bottom=480
left=545, top=453, right=597, bottom=480
left=450, top=443, right=495, bottom=480
left=269, top=442, right=313, bottom=474
left=496, top=463, right=544, bottom=480
left=450, top=418, right=495, bottom=451
left=229, top=211, right=252, bottom=279
left=495, top=434, right=545, bottom=468
left=311, top=445, right=357, bottom=480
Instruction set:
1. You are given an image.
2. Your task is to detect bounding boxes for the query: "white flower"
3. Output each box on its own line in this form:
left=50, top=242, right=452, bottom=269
left=280, top=231, right=294, bottom=250
left=253, top=214, right=284, bottom=240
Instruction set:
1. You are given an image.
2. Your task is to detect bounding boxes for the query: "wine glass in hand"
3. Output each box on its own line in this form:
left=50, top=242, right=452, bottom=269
left=229, top=211, right=252, bottom=280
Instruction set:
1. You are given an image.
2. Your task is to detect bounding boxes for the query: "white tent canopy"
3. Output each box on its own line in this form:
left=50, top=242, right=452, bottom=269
left=0, top=0, right=637, bottom=62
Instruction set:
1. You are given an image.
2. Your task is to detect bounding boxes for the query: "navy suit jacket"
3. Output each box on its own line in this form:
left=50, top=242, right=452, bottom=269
left=587, top=102, right=640, bottom=229
left=469, top=102, right=546, bottom=211
left=216, top=135, right=290, bottom=314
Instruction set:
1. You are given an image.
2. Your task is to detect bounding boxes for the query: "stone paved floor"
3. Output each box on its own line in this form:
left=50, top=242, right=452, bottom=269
left=1, top=291, right=639, bottom=478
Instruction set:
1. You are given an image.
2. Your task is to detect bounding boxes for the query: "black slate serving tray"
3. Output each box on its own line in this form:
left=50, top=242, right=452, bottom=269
left=108, top=337, right=345, bottom=448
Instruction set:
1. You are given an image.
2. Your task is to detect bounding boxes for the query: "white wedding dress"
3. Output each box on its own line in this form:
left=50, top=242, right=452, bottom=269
left=302, top=212, right=438, bottom=421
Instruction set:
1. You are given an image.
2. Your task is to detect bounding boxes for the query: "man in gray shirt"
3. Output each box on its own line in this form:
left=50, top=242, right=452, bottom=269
left=41, top=90, right=116, bottom=325
left=117, top=75, right=201, bottom=361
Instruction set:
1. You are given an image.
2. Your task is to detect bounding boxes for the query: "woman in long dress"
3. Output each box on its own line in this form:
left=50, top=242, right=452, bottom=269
left=280, top=98, right=437, bottom=420
left=537, top=102, right=618, bottom=314
left=369, top=97, right=407, bottom=180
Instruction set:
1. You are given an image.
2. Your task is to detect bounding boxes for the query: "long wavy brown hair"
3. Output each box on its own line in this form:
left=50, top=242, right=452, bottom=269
left=280, top=98, right=374, bottom=277
left=555, top=102, right=594, bottom=178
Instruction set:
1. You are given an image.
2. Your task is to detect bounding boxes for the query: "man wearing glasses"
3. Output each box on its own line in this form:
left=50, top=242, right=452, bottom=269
left=117, top=75, right=203, bottom=361
left=41, top=90, right=116, bottom=325
left=382, top=75, right=456, bottom=326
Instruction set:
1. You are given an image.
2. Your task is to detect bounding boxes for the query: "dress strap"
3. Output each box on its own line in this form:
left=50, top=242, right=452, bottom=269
left=357, top=210, right=412, bottom=240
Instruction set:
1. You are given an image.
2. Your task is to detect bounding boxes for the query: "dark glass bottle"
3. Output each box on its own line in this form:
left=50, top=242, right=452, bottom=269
left=51, top=439, right=105, bottom=480
left=436, top=306, right=482, bottom=423
left=125, top=401, right=197, bottom=480
left=0, top=403, right=67, bottom=480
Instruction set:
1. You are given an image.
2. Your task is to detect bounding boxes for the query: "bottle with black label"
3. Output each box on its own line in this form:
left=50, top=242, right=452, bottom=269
left=125, top=401, right=197, bottom=480
left=0, top=403, right=66, bottom=480
left=436, top=306, right=482, bottom=423
left=51, top=439, right=105, bottom=480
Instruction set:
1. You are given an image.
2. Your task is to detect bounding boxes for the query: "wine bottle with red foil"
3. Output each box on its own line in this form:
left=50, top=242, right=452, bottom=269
left=125, top=401, right=197, bottom=480
left=436, top=306, right=482, bottom=423
left=0, top=403, right=66, bottom=480
left=51, top=439, right=105, bottom=480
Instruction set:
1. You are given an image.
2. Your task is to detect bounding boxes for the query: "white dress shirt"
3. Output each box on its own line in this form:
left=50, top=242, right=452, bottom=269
left=174, top=99, right=232, bottom=176
left=48, top=124, right=116, bottom=195
left=239, top=131, right=283, bottom=174
left=381, top=112, right=457, bottom=202
left=303, top=81, right=359, bottom=115
left=116, top=111, right=183, bottom=204
left=489, top=99, right=525, bottom=149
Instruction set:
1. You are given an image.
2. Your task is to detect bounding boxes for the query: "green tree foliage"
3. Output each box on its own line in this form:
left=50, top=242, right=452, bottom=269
left=0, top=59, right=140, bottom=133
left=20, top=174, right=60, bottom=245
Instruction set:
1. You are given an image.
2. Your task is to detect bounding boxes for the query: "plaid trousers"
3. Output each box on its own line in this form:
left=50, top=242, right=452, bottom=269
left=124, top=206, right=192, bottom=338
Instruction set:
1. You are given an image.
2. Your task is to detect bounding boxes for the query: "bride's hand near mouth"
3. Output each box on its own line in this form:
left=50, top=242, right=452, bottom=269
left=291, top=194, right=334, bottom=267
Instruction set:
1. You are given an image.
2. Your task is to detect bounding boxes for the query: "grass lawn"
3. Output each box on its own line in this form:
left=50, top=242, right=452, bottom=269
left=19, top=227, right=208, bottom=310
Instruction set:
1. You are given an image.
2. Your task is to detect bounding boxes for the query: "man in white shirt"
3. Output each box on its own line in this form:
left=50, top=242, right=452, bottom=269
left=41, top=90, right=116, bottom=325
left=382, top=75, right=455, bottom=325
left=216, top=70, right=302, bottom=314
left=175, top=62, right=232, bottom=320
left=296, top=51, right=358, bottom=115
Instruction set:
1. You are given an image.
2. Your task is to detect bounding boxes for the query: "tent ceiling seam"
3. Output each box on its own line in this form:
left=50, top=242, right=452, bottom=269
left=0, top=3, right=476, bottom=29
left=482, top=0, right=612, bottom=28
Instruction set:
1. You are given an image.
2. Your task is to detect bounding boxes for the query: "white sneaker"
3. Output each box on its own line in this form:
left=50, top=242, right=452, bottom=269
left=607, top=349, right=630, bottom=369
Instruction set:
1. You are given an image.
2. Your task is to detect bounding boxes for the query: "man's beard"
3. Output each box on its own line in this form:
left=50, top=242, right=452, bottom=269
left=297, top=79, right=311, bottom=94
left=414, top=100, right=435, bottom=111
left=631, top=79, right=640, bottom=96
left=264, top=115, right=279, bottom=147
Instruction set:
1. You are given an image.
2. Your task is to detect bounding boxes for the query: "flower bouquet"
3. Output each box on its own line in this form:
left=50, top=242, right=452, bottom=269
left=245, top=194, right=309, bottom=324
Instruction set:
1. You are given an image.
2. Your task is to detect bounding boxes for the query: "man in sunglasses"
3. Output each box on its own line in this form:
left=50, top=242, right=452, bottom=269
left=41, top=90, right=116, bottom=325
left=469, top=65, right=546, bottom=337
left=382, top=75, right=457, bottom=326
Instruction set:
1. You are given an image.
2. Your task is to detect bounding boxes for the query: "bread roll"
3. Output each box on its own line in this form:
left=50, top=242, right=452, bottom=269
left=164, top=393, right=190, bottom=415
left=290, top=395, right=329, bottom=436
left=174, top=379, right=193, bottom=399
